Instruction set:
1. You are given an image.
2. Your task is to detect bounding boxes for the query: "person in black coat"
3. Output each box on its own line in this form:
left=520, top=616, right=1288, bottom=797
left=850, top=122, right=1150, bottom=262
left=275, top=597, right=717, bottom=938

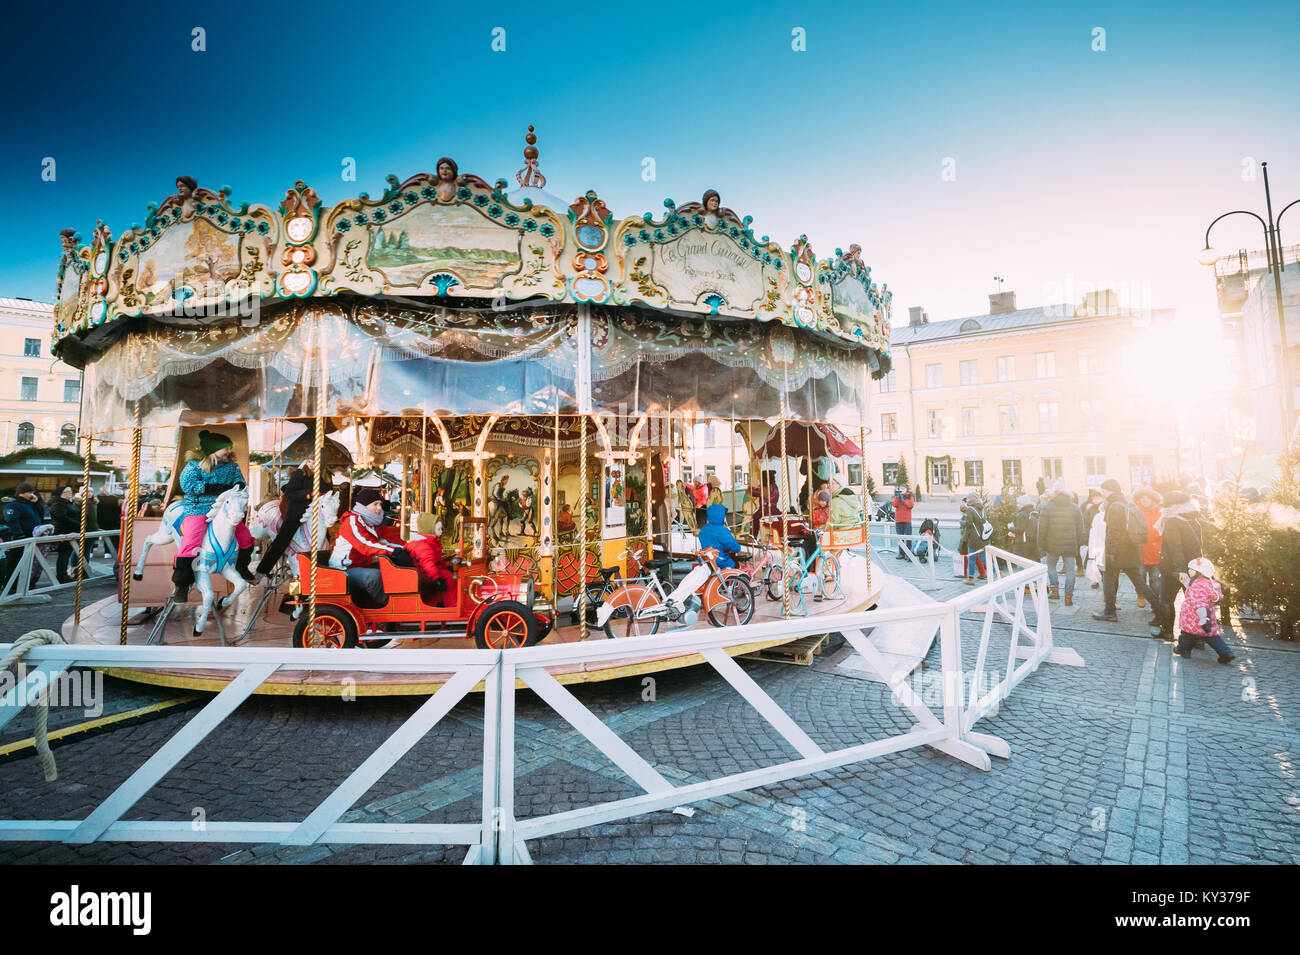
left=1092, top=478, right=1156, bottom=621
left=49, top=484, right=82, bottom=583
left=1036, top=487, right=1084, bottom=604
left=1151, top=490, right=1203, bottom=638
left=254, top=461, right=330, bottom=577
left=3, top=483, right=47, bottom=589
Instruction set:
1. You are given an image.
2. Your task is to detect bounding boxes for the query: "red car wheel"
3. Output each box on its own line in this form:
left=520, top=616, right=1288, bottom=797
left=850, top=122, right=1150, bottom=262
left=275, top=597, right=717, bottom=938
left=293, top=607, right=359, bottom=649
left=474, top=600, right=539, bottom=649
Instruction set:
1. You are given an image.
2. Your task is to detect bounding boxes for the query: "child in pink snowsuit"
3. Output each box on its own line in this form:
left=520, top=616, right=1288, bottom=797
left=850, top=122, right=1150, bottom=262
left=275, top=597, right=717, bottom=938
left=1176, top=558, right=1235, bottom=664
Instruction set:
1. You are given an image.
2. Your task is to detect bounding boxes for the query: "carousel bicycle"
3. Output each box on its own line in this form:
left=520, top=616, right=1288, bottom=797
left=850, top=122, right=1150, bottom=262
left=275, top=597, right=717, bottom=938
left=595, top=546, right=755, bottom=638
left=734, top=533, right=786, bottom=601
left=780, top=526, right=843, bottom=615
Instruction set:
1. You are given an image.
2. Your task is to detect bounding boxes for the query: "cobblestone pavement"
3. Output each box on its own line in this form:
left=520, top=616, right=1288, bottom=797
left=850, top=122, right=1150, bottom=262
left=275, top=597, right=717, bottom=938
left=0, top=557, right=1295, bottom=864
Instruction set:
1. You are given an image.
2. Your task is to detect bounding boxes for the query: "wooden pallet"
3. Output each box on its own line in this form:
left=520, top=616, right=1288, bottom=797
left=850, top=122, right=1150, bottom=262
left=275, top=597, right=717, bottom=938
left=741, top=632, right=831, bottom=667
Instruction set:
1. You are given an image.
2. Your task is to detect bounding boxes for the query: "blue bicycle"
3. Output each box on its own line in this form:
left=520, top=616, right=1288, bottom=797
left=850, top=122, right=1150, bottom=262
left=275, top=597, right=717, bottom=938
left=780, top=528, right=843, bottom=615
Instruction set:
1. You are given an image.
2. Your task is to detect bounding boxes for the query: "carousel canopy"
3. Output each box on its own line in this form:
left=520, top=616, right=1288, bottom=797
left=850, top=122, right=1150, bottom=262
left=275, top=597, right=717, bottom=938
left=758, top=421, right=863, bottom=459
left=51, top=130, right=892, bottom=372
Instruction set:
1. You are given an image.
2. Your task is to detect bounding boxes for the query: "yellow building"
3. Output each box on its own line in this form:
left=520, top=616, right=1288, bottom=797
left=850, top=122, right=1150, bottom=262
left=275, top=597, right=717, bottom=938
left=868, top=290, right=1181, bottom=498
left=0, top=297, right=82, bottom=456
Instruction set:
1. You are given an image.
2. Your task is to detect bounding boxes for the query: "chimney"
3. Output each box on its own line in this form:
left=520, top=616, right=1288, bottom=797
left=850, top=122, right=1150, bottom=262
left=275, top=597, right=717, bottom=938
left=1080, top=289, right=1119, bottom=315
left=988, top=290, right=1016, bottom=315
left=908, top=306, right=928, bottom=326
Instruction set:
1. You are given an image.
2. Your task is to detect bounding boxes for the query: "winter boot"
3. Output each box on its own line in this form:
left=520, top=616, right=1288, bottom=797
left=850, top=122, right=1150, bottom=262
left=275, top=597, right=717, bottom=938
left=235, top=546, right=259, bottom=584
left=171, top=557, right=195, bottom=602
left=1064, top=593, right=1073, bottom=607
left=1217, top=652, right=1235, bottom=665
left=1137, top=595, right=1146, bottom=608
left=1048, top=586, right=1060, bottom=601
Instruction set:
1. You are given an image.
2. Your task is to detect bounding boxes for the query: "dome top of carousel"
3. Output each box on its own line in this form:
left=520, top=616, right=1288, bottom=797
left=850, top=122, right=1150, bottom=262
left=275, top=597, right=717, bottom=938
left=50, top=128, right=892, bottom=373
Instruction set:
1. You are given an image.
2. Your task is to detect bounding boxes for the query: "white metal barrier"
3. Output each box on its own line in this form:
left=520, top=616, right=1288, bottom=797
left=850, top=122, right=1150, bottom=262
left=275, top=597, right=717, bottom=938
left=0, top=531, right=120, bottom=607
left=0, top=556, right=1081, bottom=864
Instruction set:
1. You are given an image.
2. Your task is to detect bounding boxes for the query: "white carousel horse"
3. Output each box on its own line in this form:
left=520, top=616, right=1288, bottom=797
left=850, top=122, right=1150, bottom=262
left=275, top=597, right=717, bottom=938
left=249, top=489, right=340, bottom=575
left=133, top=486, right=251, bottom=636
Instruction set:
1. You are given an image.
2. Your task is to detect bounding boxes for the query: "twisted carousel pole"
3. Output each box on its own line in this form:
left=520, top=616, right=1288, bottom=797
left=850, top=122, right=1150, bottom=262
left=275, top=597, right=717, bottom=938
left=308, top=322, right=325, bottom=643
left=74, top=432, right=91, bottom=629
left=779, top=416, right=791, bottom=619
left=119, top=404, right=142, bottom=644
left=861, top=424, right=871, bottom=598
left=578, top=414, right=589, bottom=641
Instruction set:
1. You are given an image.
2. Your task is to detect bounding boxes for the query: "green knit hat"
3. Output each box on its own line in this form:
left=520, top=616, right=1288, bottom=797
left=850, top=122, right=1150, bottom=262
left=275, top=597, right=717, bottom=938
left=198, top=430, right=233, bottom=456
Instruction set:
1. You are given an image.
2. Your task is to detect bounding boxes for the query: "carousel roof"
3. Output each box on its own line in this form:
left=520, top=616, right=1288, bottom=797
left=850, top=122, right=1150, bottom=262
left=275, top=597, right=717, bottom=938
left=49, top=128, right=892, bottom=371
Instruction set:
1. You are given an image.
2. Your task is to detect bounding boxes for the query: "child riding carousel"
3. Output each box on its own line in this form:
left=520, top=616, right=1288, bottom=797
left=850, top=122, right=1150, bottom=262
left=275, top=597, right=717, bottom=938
left=171, top=430, right=256, bottom=601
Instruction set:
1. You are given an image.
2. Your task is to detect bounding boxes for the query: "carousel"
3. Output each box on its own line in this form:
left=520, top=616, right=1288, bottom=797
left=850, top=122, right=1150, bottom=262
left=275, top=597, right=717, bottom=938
left=51, top=129, right=893, bottom=695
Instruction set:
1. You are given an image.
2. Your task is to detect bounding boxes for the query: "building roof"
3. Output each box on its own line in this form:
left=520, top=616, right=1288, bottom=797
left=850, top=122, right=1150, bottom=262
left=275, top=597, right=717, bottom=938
left=0, top=297, right=54, bottom=314
left=889, top=302, right=1138, bottom=346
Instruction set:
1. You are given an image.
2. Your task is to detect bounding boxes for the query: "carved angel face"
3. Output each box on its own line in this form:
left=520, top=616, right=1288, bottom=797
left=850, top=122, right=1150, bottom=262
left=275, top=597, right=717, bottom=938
left=704, top=191, right=719, bottom=213
left=437, top=160, right=456, bottom=182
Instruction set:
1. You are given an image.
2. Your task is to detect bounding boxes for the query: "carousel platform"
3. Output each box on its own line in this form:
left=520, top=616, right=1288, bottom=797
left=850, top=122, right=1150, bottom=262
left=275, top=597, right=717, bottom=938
left=62, top=554, right=885, bottom=696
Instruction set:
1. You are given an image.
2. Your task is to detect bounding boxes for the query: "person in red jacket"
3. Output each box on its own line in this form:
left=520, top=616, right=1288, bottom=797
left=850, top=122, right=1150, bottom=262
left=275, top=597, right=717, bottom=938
left=405, top=531, right=456, bottom=605
left=1134, top=487, right=1162, bottom=611
left=329, top=487, right=408, bottom=606
left=891, top=485, right=915, bottom=559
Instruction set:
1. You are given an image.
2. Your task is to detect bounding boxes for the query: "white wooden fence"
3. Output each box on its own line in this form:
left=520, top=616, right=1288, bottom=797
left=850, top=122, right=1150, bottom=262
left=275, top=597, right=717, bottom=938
left=0, top=531, right=119, bottom=606
left=0, top=549, right=1081, bottom=864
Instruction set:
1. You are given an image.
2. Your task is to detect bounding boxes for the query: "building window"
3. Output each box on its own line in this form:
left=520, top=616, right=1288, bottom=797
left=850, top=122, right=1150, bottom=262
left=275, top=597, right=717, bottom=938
left=996, top=356, right=1016, bottom=382
left=20, top=377, right=37, bottom=402
left=733, top=465, right=745, bottom=488
left=681, top=467, right=693, bottom=484
left=878, top=370, right=896, bottom=393
left=961, top=406, right=980, bottom=437
left=998, top=404, right=1018, bottom=434
left=1085, top=456, right=1106, bottom=488
left=704, top=465, right=717, bottom=482
left=882, top=462, right=900, bottom=486
left=1002, top=459, right=1023, bottom=489
left=1035, top=351, right=1056, bottom=378
left=847, top=463, right=863, bottom=486
left=1129, top=455, right=1154, bottom=489
left=23, top=338, right=40, bottom=357
left=959, top=359, right=978, bottom=385
left=924, top=364, right=942, bottom=388
left=926, top=408, right=943, bottom=438
left=17, top=422, right=35, bottom=446
left=964, top=459, right=984, bottom=488
left=1043, top=457, right=1063, bottom=481
left=1037, top=401, right=1060, bottom=432
left=1078, top=348, right=1099, bottom=375
left=929, top=458, right=951, bottom=488
left=1079, top=398, right=1098, bottom=431
left=63, top=379, right=80, bottom=404
left=880, top=412, right=898, bottom=441
left=60, top=424, right=77, bottom=447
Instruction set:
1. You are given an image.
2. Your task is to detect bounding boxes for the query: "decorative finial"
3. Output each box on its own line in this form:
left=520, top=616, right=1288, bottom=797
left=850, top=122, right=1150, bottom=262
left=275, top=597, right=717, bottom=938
left=516, top=125, right=546, bottom=189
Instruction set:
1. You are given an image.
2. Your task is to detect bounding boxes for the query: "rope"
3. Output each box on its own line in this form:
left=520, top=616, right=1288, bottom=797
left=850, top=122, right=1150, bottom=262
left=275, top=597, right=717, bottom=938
left=2, top=630, right=65, bottom=782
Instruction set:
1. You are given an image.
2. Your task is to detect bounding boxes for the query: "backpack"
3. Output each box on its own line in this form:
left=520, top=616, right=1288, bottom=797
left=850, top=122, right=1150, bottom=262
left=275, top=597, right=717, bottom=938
left=1122, top=501, right=1148, bottom=548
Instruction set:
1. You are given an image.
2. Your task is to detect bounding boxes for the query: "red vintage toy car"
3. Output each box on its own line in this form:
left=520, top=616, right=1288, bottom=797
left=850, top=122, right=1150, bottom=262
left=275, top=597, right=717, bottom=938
left=289, top=545, right=553, bottom=650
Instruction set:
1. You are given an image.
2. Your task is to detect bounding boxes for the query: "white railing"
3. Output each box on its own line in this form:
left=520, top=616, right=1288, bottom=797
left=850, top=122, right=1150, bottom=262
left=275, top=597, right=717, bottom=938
left=0, top=531, right=120, bottom=606
left=863, top=529, right=940, bottom=588
left=0, top=555, right=1082, bottom=864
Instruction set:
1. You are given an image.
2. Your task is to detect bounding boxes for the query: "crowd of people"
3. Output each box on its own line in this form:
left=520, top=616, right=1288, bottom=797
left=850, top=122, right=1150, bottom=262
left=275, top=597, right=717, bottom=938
left=0, top=480, right=124, bottom=590
left=954, top=477, right=1232, bottom=663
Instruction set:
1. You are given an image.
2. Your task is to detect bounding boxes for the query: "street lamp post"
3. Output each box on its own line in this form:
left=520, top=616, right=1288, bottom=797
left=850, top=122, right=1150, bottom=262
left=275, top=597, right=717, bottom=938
left=1201, top=161, right=1299, bottom=452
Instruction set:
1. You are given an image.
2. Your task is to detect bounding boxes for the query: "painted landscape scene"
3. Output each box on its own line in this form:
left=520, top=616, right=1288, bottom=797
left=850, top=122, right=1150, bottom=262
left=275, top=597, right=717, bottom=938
left=365, top=204, right=521, bottom=287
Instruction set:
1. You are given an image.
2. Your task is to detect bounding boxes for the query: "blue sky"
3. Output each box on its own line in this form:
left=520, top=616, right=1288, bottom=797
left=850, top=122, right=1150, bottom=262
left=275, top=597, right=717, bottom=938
left=2, top=0, right=1297, bottom=326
